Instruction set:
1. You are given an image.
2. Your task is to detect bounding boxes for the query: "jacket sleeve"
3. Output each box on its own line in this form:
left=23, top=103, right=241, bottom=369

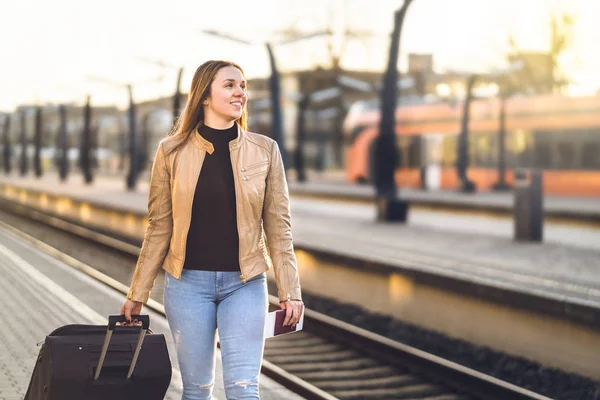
left=262, top=141, right=302, bottom=302
left=127, top=142, right=173, bottom=303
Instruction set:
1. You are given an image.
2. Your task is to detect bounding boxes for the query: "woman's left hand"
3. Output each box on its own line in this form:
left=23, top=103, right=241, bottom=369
left=280, top=300, right=304, bottom=327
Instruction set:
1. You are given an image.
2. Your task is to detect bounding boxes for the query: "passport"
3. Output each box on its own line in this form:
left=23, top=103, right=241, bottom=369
left=264, top=309, right=304, bottom=339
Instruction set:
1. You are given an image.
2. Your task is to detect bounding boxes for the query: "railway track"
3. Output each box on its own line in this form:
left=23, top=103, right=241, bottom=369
left=0, top=198, right=552, bottom=400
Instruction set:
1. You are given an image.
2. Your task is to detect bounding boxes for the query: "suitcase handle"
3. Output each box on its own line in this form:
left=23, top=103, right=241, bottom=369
left=94, top=315, right=150, bottom=381
left=108, top=315, right=150, bottom=330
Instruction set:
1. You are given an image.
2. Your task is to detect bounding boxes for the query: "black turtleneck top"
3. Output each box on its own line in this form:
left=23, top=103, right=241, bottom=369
left=183, top=123, right=240, bottom=272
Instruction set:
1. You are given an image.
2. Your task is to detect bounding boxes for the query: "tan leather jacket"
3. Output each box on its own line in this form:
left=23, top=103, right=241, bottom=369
left=127, top=125, right=301, bottom=304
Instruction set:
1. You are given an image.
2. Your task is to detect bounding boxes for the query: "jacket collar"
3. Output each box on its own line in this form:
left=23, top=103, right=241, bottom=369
left=191, top=123, right=245, bottom=155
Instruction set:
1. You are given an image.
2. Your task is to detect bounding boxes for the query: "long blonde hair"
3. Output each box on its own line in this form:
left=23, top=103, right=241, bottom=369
left=165, top=60, right=248, bottom=155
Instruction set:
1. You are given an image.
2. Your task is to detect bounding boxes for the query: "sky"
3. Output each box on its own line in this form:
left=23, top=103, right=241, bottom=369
left=1, top=0, right=599, bottom=111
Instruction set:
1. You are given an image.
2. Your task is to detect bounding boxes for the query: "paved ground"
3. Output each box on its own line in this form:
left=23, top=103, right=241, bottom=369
left=288, top=179, right=600, bottom=219
left=291, top=196, right=600, bottom=252
left=3, top=171, right=600, bottom=219
left=0, top=225, right=304, bottom=400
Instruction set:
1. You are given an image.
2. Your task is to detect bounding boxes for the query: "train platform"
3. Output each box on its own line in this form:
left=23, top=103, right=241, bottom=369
left=3, top=171, right=600, bottom=223
left=1, top=172, right=599, bottom=311
left=0, top=224, right=305, bottom=400
left=288, top=178, right=600, bottom=223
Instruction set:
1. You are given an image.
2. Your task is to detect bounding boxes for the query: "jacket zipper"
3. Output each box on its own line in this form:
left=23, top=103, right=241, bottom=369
left=241, top=160, right=269, bottom=181
left=242, top=170, right=267, bottom=181
left=241, top=160, right=268, bottom=172
left=231, top=148, right=246, bottom=283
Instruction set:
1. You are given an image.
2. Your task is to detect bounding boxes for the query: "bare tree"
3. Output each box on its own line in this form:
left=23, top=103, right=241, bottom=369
left=549, top=12, right=575, bottom=92
left=272, top=0, right=377, bottom=70
left=322, top=1, right=376, bottom=70
left=507, top=10, right=575, bottom=94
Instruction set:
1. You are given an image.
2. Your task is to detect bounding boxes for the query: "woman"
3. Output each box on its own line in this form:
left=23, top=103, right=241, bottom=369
left=120, top=60, right=303, bottom=400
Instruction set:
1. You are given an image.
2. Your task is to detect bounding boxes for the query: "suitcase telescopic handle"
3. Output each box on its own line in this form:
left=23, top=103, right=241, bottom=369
left=94, top=315, right=151, bottom=381
left=108, top=315, right=150, bottom=330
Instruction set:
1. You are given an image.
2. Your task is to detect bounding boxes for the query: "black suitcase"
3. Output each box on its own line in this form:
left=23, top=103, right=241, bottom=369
left=25, top=315, right=172, bottom=400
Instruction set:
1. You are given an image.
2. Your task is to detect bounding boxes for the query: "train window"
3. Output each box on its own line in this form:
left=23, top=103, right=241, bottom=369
left=534, top=140, right=553, bottom=169
left=581, top=142, right=600, bottom=170
left=442, top=135, right=457, bottom=167
left=505, top=129, right=533, bottom=168
left=398, top=137, right=408, bottom=167
left=394, top=136, right=404, bottom=167
left=394, top=136, right=422, bottom=168
left=350, top=125, right=367, bottom=142
left=556, top=142, right=577, bottom=169
left=408, top=136, right=421, bottom=167
left=471, top=132, right=495, bottom=168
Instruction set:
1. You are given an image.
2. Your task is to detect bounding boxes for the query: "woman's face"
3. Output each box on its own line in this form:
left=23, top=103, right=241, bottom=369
left=204, top=66, right=247, bottom=127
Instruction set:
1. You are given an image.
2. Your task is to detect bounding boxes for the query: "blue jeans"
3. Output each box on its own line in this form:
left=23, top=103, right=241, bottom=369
left=164, top=270, right=268, bottom=400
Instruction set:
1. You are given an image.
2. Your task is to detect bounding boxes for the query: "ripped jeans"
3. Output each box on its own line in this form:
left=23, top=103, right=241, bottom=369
left=164, top=270, right=267, bottom=400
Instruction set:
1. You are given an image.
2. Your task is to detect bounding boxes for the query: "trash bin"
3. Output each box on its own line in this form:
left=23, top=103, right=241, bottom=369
left=377, top=197, right=410, bottom=222
left=513, top=169, right=543, bottom=241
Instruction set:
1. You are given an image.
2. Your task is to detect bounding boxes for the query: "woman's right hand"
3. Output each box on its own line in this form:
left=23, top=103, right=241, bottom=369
left=120, top=299, right=143, bottom=326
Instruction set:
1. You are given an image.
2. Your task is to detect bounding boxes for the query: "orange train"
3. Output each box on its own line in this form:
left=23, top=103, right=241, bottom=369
left=343, top=94, right=600, bottom=197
